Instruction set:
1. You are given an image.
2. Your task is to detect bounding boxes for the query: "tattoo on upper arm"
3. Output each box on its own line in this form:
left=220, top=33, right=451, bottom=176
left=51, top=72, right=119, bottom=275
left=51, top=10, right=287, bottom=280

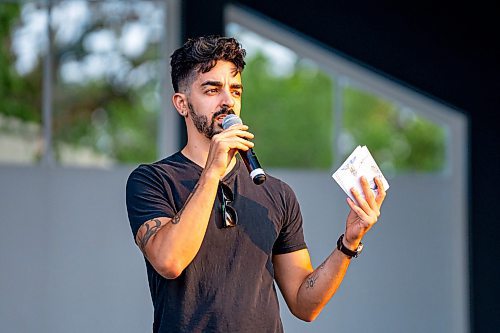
left=137, top=218, right=163, bottom=252
left=305, top=261, right=326, bottom=289
left=171, top=183, right=199, bottom=225
left=171, top=214, right=181, bottom=224
left=136, top=183, right=201, bottom=252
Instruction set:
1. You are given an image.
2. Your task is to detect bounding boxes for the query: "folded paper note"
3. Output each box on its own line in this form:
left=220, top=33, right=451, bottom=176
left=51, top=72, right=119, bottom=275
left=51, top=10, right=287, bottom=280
left=332, top=145, right=390, bottom=202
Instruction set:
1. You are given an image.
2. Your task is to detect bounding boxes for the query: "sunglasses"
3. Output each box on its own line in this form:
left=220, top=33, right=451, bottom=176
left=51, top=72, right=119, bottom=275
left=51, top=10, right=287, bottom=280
left=220, top=183, right=238, bottom=228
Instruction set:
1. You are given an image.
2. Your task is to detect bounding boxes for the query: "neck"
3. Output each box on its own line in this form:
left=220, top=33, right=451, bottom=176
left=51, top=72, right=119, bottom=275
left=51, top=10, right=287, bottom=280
left=181, top=136, right=211, bottom=168
left=181, top=130, right=237, bottom=177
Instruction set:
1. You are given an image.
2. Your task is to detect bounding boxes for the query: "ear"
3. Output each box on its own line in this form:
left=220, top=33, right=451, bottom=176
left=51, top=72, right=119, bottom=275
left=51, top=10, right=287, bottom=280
left=172, top=93, right=188, bottom=117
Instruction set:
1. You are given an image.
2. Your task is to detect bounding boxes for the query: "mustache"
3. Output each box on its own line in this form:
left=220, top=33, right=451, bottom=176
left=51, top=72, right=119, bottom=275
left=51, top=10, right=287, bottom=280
left=212, top=107, right=235, bottom=120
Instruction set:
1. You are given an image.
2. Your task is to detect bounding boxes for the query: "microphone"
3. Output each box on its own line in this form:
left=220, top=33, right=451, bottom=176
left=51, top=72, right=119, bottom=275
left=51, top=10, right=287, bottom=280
left=222, top=114, right=266, bottom=185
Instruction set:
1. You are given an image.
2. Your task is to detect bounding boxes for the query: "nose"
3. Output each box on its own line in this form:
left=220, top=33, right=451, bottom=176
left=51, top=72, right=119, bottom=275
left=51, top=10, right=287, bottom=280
left=220, top=88, right=235, bottom=108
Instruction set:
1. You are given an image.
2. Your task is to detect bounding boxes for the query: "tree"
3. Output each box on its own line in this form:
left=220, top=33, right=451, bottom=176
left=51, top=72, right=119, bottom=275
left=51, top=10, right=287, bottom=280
left=242, top=53, right=333, bottom=169
left=241, top=52, right=445, bottom=172
left=0, top=3, right=41, bottom=124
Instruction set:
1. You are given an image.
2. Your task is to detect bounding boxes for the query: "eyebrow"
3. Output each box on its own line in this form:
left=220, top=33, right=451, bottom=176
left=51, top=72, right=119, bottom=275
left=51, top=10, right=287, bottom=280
left=200, top=80, right=243, bottom=90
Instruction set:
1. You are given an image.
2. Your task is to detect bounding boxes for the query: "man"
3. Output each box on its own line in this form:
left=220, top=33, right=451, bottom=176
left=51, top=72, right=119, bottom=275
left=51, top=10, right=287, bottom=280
left=126, top=35, right=386, bottom=333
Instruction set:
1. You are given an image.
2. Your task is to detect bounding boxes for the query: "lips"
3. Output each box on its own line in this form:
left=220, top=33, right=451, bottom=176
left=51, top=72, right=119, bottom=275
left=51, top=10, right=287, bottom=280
left=213, top=108, right=235, bottom=127
left=215, top=114, right=228, bottom=122
left=212, top=114, right=224, bottom=127
left=214, top=111, right=234, bottom=126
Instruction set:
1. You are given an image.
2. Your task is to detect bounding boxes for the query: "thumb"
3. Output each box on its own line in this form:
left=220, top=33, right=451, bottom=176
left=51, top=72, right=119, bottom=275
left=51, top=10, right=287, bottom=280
left=227, top=149, right=238, bottom=166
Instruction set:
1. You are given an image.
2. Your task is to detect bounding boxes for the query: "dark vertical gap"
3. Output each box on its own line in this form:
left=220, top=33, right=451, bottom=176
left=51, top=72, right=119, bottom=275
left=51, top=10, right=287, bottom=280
left=177, top=0, right=228, bottom=150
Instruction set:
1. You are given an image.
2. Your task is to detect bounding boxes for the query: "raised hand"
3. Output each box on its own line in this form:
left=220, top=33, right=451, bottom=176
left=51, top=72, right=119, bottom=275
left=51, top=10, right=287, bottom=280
left=204, top=124, right=254, bottom=179
left=343, top=176, right=386, bottom=249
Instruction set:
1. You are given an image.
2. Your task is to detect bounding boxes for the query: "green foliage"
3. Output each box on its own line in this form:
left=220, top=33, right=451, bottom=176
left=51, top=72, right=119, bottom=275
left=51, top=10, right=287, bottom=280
left=343, top=87, right=445, bottom=172
left=401, top=117, right=446, bottom=171
left=99, top=86, right=158, bottom=163
left=53, top=79, right=158, bottom=164
left=1, top=2, right=160, bottom=164
left=1, top=3, right=446, bottom=171
left=242, top=53, right=333, bottom=169
left=0, top=4, right=41, bottom=123
left=48, top=2, right=161, bottom=164
left=241, top=52, right=445, bottom=172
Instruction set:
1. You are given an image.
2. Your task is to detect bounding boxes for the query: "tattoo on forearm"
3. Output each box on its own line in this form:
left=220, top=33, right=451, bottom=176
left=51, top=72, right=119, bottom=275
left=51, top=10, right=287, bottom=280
left=305, top=275, right=319, bottom=289
left=305, top=261, right=326, bottom=289
left=137, top=218, right=162, bottom=252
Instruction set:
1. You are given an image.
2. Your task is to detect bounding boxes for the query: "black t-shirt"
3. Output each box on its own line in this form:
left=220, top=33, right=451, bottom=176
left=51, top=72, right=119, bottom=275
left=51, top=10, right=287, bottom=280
left=126, top=152, right=307, bottom=333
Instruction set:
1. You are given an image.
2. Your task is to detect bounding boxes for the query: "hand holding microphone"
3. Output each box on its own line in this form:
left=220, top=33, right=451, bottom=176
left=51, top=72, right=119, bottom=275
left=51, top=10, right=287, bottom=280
left=222, top=114, right=266, bottom=185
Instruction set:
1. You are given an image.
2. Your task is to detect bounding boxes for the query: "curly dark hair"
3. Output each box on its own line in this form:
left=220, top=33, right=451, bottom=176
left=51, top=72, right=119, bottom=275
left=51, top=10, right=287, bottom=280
left=170, top=35, right=246, bottom=93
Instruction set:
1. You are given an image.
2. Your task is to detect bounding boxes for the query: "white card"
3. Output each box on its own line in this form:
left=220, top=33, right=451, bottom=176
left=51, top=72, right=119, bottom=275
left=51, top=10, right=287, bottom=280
left=332, top=145, right=390, bottom=203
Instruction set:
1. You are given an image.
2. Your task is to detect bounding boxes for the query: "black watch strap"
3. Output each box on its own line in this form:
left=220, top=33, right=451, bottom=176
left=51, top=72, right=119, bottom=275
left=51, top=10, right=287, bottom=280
left=337, top=234, right=363, bottom=258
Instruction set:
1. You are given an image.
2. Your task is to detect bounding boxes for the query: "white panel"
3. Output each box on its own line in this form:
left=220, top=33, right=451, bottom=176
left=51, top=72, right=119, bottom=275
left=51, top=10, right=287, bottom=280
left=0, top=165, right=468, bottom=332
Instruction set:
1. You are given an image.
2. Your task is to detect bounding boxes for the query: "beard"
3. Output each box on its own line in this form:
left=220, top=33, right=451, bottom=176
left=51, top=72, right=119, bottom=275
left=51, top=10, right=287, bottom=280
left=188, top=102, right=235, bottom=139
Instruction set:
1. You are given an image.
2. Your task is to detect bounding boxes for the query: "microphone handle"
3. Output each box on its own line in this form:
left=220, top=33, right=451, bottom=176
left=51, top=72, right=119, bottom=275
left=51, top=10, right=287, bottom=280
left=240, top=148, right=266, bottom=185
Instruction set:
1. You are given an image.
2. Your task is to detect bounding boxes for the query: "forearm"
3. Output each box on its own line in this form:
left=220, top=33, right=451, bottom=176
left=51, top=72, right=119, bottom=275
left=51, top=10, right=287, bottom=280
left=138, top=169, right=220, bottom=278
left=295, top=176, right=385, bottom=319
left=277, top=176, right=385, bottom=322
left=295, top=249, right=352, bottom=321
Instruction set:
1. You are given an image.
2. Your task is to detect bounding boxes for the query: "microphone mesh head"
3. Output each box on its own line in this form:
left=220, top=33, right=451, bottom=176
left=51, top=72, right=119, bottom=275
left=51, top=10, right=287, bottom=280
left=222, top=114, right=242, bottom=129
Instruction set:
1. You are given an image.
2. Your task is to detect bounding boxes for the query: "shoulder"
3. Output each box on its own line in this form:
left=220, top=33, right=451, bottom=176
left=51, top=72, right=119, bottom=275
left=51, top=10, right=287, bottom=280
left=264, top=175, right=304, bottom=222
left=126, top=155, right=175, bottom=195
left=248, top=172, right=298, bottom=211
left=127, top=162, right=163, bottom=189
left=262, top=173, right=295, bottom=196
left=127, top=152, right=190, bottom=183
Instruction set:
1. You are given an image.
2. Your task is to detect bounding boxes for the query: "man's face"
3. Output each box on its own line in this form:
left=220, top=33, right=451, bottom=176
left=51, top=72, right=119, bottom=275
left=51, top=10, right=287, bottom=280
left=184, top=61, right=243, bottom=139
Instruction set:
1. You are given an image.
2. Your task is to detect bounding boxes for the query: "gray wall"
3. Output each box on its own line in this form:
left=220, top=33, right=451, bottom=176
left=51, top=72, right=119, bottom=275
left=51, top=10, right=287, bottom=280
left=0, top=165, right=468, bottom=332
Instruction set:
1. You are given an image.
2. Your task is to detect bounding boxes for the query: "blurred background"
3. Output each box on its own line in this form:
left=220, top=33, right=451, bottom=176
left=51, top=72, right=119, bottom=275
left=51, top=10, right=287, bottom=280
left=1, top=1, right=497, bottom=332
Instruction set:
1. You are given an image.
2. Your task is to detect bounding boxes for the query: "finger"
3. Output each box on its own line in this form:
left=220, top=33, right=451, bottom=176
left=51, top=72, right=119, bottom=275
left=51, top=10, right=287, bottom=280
left=222, top=124, right=249, bottom=133
left=213, top=130, right=254, bottom=145
left=374, top=177, right=387, bottom=207
left=227, top=148, right=238, bottom=162
left=347, top=197, right=378, bottom=228
left=233, top=140, right=254, bottom=151
left=360, top=176, right=377, bottom=210
left=221, top=128, right=255, bottom=140
left=346, top=197, right=370, bottom=221
left=350, top=186, right=372, bottom=213
left=224, top=123, right=248, bottom=130
left=222, top=137, right=255, bottom=151
left=234, top=129, right=255, bottom=140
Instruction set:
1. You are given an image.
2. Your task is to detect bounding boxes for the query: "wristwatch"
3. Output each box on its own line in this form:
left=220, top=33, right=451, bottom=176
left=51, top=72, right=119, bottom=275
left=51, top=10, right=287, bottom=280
left=337, top=234, right=363, bottom=258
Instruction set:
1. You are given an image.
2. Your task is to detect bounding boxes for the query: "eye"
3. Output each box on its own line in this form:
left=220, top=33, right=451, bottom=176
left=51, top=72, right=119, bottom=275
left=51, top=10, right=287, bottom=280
left=232, top=90, right=242, bottom=97
left=205, top=88, right=219, bottom=95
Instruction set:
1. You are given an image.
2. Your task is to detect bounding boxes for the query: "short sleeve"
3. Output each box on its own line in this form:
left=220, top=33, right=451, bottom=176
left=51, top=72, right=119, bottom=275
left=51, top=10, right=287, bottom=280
left=272, top=182, right=307, bottom=255
left=126, top=165, right=175, bottom=238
